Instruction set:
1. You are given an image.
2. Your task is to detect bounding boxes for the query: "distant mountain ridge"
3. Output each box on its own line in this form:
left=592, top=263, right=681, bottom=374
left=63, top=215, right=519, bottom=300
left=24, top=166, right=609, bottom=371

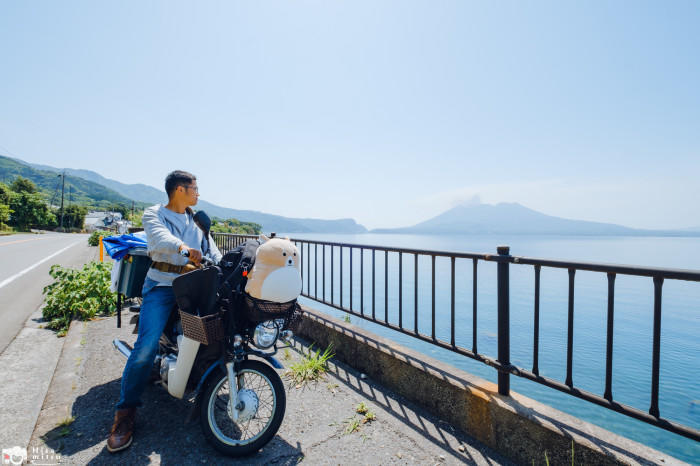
left=14, top=157, right=367, bottom=233
left=0, top=155, right=146, bottom=209
left=8, top=155, right=695, bottom=237
left=372, top=202, right=700, bottom=237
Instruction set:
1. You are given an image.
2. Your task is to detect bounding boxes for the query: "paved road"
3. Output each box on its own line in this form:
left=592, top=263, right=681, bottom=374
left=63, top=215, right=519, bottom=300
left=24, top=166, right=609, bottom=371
left=0, top=232, right=93, bottom=354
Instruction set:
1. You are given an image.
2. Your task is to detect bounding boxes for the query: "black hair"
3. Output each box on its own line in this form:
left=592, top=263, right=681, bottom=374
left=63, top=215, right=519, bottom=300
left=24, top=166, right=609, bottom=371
left=165, top=170, right=197, bottom=199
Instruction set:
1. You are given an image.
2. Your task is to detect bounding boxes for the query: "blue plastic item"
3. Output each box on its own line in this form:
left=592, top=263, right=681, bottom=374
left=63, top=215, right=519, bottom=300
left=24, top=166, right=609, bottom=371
left=102, top=232, right=147, bottom=261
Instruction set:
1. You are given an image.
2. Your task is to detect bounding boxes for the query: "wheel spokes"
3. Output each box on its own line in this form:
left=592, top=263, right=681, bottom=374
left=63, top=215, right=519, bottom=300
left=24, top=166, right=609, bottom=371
left=208, top=369, right=277, bottom=445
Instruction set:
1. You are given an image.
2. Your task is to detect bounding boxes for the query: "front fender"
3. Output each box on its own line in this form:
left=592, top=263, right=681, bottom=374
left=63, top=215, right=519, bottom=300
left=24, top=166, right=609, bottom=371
left=260, top=355, right=284, bottom=369
left=193, top=360, right=224, bottom=397
left=185, top=360, right=225, bottom=423
left=190, top=355, right=282, bottom=404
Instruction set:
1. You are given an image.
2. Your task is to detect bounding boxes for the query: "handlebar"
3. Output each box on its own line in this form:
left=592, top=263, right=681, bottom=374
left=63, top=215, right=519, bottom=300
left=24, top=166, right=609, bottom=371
left=179, top=248, right=215, bottom=266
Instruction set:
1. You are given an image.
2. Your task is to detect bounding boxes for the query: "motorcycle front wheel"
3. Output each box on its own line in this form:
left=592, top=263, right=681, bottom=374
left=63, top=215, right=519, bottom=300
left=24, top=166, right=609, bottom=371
left=200, top=359, right=286, bottom=456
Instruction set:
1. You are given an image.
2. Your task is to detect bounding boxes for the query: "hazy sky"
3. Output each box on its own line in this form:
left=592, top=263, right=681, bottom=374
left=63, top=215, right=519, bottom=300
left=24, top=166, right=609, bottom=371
left=1, top=1, right=698, bottom=230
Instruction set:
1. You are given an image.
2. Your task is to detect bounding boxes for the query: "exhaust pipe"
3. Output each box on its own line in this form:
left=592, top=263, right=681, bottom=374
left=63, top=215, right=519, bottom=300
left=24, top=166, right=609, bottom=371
left=113, top=339, right=133, bottom=359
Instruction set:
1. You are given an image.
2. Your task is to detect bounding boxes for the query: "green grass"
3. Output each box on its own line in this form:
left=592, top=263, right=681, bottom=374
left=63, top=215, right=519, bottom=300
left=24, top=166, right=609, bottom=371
left=343, top=314, right=351, bottom=323
left=286, top=343, right=334, bottom=385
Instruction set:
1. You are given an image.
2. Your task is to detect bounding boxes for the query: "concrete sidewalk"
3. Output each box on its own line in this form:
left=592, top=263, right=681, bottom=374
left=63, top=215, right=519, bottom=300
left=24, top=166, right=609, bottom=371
left=28, top=312, right=512, bottom=465
left=0, top=242, right=98, bottom=454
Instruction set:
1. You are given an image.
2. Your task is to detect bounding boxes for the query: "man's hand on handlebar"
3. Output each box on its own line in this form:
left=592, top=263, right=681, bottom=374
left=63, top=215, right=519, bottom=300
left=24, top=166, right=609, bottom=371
left=179, top=245, right=202, bottom=265
left=179, top=245, right=215, bottom=266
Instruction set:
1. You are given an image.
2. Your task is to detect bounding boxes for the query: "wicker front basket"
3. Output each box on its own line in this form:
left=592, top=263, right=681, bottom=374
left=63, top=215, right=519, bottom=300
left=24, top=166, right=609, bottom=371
left=179, top=310, right=224, bottom=345
left=243, top=294, right=297, bottom=324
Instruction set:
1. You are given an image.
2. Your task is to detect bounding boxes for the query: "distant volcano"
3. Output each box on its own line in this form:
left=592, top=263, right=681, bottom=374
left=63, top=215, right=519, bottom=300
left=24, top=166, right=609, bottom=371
left=372, top=202, right=696, bottom=236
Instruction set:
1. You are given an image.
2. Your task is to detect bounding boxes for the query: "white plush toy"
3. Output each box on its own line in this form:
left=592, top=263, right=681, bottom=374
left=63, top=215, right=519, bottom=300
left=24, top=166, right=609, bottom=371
left=244, top=235, right=302, bottom=303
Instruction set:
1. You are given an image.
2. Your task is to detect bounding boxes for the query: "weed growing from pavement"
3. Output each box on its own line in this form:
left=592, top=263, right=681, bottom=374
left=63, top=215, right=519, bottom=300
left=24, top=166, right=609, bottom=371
left=343, top=314, right=351, bottom=323
left=282, top=348, right=292, bottom=360
left=362, top=410, right=376, bottom=423
left=57, top=416, right=75, bottom=427
left=286, top=343, right=334, bottom=386
left=343, top=404, right=377, bottom=435
left=54, top=416, right=75, bottom=438
left=344, top=417, right=361, bottom=434
left=571, top=440, right=575, bottom=465
left=354, top=402, right=376, bottom=423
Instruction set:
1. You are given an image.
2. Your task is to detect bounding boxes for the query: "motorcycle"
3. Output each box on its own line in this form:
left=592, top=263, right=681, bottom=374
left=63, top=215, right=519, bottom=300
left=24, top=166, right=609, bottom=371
left=112, top=218, right=300, bottom=457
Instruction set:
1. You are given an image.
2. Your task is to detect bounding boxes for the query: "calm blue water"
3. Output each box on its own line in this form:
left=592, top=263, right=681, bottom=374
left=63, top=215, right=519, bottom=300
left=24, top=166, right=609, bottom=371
left=283, top=233, right=700, bottom=464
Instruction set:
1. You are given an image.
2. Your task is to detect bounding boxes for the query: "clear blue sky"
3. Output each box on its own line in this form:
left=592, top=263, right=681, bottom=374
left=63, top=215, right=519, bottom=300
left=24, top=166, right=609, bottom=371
left=1, top=1, right=698, bottom=230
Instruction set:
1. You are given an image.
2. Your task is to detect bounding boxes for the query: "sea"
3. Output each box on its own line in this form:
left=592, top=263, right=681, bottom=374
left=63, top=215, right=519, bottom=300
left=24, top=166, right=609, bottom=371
left=280, top=233, right=700, bottom=464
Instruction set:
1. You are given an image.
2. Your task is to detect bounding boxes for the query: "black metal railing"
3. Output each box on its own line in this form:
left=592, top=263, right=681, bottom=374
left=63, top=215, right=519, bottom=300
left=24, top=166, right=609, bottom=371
left=213, top=232, right=259, bottom=252
left=212, top=233, right=700, bottom=442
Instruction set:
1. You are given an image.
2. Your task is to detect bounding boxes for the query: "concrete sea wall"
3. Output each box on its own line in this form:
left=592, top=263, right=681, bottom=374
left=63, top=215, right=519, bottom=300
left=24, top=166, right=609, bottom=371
left=295, top=305, right=682, bottom=466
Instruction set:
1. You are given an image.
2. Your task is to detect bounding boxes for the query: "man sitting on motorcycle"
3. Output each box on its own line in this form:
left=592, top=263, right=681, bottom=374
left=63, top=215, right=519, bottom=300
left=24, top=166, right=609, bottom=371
left=108, top=170, right=222, bottom=453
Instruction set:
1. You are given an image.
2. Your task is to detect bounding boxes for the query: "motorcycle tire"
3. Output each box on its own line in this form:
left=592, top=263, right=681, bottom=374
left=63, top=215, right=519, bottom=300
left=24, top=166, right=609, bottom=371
left=200, top=359, right=286, bottom=456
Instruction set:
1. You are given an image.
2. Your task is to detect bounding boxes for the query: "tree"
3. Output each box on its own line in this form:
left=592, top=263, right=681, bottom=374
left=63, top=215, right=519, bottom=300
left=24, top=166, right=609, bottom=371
left=0, top=182, right=11, bottom=230
left=0, top=182, right=12, bottom=204
left=9, top=191, right=56, bottom=231
left=210, top=218, right=262, bottom=235
left=110, top=203, right=128, bottom=218
left=10, top=176, right=37, bottom=194
left=64, top=204, right=88, bottom=229
left=0, top=203, right=12, bottom=229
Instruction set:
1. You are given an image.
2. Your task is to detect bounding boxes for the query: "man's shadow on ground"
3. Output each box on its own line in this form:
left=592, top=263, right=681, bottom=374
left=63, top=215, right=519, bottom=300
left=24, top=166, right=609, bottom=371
left=41, top=378, right=302, bottom=465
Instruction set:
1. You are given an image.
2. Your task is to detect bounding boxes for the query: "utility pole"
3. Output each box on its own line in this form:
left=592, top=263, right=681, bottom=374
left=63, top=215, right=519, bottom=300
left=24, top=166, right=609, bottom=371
left=67, top=186, right=73, bottom=228
left=50, top=174, right=61, bottom=208
left=131, top=200, right=135, bottom=221
left=59, top=172, right=65, bottom=228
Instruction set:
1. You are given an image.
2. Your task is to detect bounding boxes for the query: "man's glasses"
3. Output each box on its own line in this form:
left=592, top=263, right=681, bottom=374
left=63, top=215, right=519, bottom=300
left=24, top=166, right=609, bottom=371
left=182, top=184, right=199, bottom=193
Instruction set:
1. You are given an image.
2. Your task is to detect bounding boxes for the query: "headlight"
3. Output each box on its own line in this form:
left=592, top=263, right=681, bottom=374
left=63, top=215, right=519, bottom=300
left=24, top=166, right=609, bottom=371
left=253, top=321, right=279, bottom=349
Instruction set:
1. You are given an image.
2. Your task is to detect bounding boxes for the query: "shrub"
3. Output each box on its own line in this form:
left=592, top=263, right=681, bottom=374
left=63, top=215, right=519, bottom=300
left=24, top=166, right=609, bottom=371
left=42, top=261, right=116, bottom=335
left=88, top=230, right=110, bottom=246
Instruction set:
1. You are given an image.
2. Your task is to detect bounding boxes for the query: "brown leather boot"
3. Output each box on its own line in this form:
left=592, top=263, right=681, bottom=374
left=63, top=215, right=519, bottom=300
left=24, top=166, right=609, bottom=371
left=107, top=408, right=136, bottom=453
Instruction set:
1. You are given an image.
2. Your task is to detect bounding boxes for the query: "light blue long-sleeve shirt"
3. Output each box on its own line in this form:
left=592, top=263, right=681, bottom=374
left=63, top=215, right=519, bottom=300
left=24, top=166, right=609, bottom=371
left=143, top=204, right=222, bottom=286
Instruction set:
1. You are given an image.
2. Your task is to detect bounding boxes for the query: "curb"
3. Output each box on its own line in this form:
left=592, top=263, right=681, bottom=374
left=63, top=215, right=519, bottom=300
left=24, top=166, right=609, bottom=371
left=27, top=320, right=88, bottom=460
left=0, top=309, right=67, bottom=454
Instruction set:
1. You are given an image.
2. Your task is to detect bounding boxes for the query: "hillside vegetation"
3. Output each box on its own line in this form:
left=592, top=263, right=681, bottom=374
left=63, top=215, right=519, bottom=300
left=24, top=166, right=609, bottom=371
left=0, top=155, right=149, bottom=212
left=211, top=217, right=262, bottom=235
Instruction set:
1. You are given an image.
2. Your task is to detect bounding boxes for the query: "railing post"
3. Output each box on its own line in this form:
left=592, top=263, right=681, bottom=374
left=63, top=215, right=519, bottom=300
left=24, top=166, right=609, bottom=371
left=497, top=245, right=511, bottom=396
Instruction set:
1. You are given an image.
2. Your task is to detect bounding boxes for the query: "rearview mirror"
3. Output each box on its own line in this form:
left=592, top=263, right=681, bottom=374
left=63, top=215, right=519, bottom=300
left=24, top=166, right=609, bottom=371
left=193, top=210, right=211, bottom=237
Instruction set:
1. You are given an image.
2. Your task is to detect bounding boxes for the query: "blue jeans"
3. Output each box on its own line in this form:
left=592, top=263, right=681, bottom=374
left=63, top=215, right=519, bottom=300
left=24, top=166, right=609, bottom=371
left=116, top=278, right=175, bottom=409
